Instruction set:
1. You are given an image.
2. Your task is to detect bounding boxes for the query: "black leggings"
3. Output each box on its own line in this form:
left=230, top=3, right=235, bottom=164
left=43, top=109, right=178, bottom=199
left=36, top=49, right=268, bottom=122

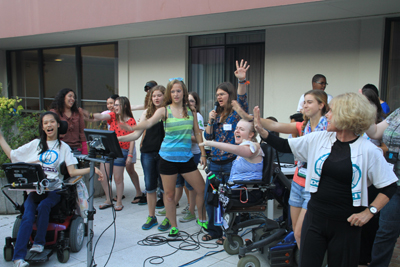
left=300, top=208, right=362, bottom=267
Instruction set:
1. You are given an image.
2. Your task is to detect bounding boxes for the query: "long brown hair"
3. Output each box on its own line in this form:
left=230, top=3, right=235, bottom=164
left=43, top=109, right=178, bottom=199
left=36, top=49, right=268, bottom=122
left=301, top=90, right=329, bottom=133
left=215, top=82, right=236, bottom=123
left=164, top=80, right=190, bottom=118
left=189, top=91, right=201, bottom=115
left=146, top=85, right=166, bottom=119
left=115, top=96, right=133, bottom=122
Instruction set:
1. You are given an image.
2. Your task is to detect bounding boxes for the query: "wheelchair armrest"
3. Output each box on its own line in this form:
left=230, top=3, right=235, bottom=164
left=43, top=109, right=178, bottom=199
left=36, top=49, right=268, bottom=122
left=235, top=180, right=266, bottom=185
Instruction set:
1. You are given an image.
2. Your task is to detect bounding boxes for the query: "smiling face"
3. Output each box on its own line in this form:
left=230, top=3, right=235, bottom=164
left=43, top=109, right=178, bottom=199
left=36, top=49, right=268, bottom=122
left=216, top=89, right=229, bottom=108
left=42, top=114, right=59, bottom=141
left=152, top=90, right=164, bottom=108
left=106, top=98, right=115, bottom=112
left=325, top=109, right=337, bottom=132
left=171, top=83, right=183, bottom=104
left=114, top=100, right=122, bottom=115
left=64, top=91, right=75, bottom=109
left=234, top=120, right=254, bottom=144
left=303, top=94, right=324, bottom=119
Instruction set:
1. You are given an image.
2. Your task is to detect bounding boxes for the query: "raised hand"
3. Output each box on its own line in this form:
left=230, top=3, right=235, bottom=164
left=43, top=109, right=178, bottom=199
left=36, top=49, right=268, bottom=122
left=234, top=59, right=250, bottom=80
left=253, top=106, right=269, bottom=139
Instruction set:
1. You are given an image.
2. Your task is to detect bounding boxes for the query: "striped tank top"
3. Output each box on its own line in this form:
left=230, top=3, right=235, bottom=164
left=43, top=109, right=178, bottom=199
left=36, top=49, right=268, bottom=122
left=159, top=105, right=194, bottom=162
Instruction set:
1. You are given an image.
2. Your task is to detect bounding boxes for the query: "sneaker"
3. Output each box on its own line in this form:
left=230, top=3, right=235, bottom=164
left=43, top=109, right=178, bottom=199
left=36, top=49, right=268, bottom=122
left=142, top=216, right=158, bottom=230
left=157, top=208, right=166, bottom=216
left=181, top=204, right=190, bottom=214
left=30, top=244, right=44, bottom=253
left=158, top=217, right=171, bottom=231
left=156, top=198, right=164, bottom=209
left=197, top=219, right=208, bottom=231
left=179, top=212, right=196, bottom=223
left=138, top=195, right=147, bottom=205
left=13, top=259, right=29, bottom=267
left=168, top=227, right=179, bottom=237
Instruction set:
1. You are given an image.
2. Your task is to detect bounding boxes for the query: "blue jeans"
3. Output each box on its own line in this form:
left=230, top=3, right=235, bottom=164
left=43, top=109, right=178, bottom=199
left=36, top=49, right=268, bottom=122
left=176, top=153, right=201, bottom=191
left=141, top=152, right=163, bottom=193
left=13, top=191, right=61, bottom=261
left=370, top=186, right=400, bottom=267
left=204, top=160, right=232, bottom=238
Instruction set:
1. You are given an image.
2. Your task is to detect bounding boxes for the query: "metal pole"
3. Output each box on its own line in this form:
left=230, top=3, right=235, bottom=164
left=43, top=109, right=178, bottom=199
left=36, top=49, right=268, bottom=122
left=87, top=160, right=95, bottom=267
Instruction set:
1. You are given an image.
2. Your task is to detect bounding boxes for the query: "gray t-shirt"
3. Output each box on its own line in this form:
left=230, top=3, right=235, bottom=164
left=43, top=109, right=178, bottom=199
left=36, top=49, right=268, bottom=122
left=383, top=108, right=400, bottom=182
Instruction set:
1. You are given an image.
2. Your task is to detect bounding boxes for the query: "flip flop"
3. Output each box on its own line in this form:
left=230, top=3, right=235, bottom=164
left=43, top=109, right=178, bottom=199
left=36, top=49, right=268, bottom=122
left=115, top=205, right=124, bottom=211
left=202, top=234, right=215, bottom=241
left=216, top=237, right=226, bottom=245
left=112, top=195, right=125, bottom=202
left=131, top=194, right=144, bottom=204
left=99, top=203, right=113, bottom=210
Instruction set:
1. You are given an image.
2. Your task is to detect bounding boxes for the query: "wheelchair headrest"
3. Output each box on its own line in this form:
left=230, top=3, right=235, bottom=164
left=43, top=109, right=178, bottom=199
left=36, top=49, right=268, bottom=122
left=59, top=120, right=68, bottom=135
left=261, top=142, right=275, bottom=184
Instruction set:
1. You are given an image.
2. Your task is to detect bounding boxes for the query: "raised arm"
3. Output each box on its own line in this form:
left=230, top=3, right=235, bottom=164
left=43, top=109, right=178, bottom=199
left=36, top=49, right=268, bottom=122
left=0, top=130, right=12, bottom=159
left=118, top=110, right=147, bottom=142
left=365, top=120, right=389, bottom=140
left=232, top=100, right=254, bottom=121
left=235, top=59, right=250, bottom=96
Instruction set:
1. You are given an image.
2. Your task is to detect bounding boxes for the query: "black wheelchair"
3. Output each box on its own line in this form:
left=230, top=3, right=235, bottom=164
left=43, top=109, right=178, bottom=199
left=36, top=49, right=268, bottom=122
left=2, top=162, right=86, bottom=264
left=208, top=142, right=299, bottom=267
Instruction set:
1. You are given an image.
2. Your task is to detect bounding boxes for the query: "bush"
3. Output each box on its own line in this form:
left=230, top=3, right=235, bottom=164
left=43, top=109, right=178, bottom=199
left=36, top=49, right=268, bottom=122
left=0, top=83, right=40, bottom=178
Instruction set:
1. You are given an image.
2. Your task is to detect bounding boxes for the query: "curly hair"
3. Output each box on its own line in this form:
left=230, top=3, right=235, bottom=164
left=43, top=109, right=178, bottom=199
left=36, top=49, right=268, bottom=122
left=301, top=90, right=329, bottom=132
left=50, top=88, right=79, bottom=115
left=164, top=80, right=190, bottom=118
left=146, top=85, right=166, bottom=119
left=329, top=92, right=376, bottom=136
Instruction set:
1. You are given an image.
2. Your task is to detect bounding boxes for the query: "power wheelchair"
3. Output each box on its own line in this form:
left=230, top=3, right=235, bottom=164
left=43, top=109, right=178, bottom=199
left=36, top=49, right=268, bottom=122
left=208, top=142, right=298, bottom=267
left=2, top=162, right=86, bottom=264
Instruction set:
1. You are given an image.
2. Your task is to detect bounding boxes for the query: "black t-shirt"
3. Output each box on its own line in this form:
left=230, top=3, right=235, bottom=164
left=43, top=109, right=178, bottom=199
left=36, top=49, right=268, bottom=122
left=308, top=137, right=364, bottom=220
left=140, top=121, right=165, bottom=153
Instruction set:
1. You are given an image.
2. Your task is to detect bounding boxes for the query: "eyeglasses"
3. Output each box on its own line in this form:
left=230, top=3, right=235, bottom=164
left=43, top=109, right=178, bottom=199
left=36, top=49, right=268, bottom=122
left=216, top=93, right=227, bottom=98
left=114, top=104, right=120, bottom=107
left=315, top=81, right=328, bottom=86
left=189, top=99, right=196, bottom=103
left=169, top=77, right=184, bottom=82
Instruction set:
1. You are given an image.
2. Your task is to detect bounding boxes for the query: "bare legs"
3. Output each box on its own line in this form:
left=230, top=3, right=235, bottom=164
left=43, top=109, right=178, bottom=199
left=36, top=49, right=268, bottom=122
left=100, top=163, right=112, bottom=205
left=126, top=163, right=143, bottom=198
left=147, top=192, right=157, bottom=217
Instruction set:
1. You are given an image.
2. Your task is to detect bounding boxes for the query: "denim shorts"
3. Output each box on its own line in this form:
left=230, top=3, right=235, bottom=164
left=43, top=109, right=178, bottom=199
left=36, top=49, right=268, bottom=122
left=176, top=153, right=201, bottom=190
left=113, top=147, right=137, bottom=167
left=288, top=181, right=311, bottom=209
left=141, top=152, right=162, bottom=193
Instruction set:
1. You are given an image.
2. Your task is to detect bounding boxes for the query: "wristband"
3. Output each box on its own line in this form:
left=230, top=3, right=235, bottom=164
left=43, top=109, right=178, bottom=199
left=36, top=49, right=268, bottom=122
left=238, top=79, right=246, bottom=84
left=208, top=123, right=212, bottom=127
left=127, top=154, right=133, bottom=158
left=201, top=155, right=207, bottom=157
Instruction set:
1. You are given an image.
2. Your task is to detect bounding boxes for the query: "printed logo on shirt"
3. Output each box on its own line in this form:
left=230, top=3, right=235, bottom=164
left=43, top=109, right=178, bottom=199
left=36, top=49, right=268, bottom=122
left=314, top=153, right=330, bottom=177
left=40, top=150, right=59, bottom=165
left=351, top=164, right=362, bottom=189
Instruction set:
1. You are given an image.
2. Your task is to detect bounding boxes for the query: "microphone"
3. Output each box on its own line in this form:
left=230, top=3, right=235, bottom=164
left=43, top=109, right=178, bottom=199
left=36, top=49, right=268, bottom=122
left=210, top=101, right=219, bottom=125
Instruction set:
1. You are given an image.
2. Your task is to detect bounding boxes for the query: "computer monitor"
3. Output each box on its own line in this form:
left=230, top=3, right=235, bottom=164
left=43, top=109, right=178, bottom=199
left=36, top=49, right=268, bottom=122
left=2, top=163, right=46, bottom=189
left=84, top=129, right=123, bottom=159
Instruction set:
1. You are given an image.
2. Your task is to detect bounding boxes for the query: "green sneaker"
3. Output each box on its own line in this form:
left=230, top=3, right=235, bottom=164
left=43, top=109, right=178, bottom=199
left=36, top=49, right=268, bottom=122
left=179, top=212, right=196, bottom=223
left=168, top=227, right=179, bottom=237
left=157, top=208, right=166, bottom=216
left=197, top=219, right=208, bottom=230
left=142, top=216, right=158, bottom=230
left=158, top=217, right=171, bottom=231
left=181, top=204, right=190, bottom=214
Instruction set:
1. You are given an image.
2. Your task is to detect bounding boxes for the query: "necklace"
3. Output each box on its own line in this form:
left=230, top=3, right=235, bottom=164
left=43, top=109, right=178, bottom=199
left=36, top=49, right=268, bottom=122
left=171, top=106, right=183, bottom=116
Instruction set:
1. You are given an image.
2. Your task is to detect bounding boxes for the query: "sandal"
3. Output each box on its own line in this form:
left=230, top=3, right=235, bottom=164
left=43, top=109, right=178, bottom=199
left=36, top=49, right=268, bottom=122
left=202, top=234, right=215, bottom=241
left=99, top=203, right=113, bottom=210
left=114, top=205, right=124, bottom=211
left=216, top=237, right=226, bottom=245
left=131, top=194, right=144, bottom=204
left=112, top=195, right=125, bottom=202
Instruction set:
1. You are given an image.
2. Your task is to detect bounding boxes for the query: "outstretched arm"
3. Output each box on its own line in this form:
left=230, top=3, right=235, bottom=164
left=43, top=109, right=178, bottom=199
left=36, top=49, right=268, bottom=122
left=200, top=140, right=259, bottom=159
left=118, top=110, right=146, bottom=142
left=365, top=120, right=389, bottom=140
left=131, top=104, right=145, bottom=111
left=121, top=107, right=165, bottom=132
left=0, top=130, right=11, bottom=159
left=232, top=100, right=254, bottom=121
left=81, top=109, right=111, bottom=122
left=235, top=59, right=250, bottom=96
left=67, top=165, right=104, bottom=181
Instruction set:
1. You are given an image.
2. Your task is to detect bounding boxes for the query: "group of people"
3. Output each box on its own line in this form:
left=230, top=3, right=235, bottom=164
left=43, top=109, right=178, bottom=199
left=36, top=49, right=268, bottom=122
left=1, top=60, right=400, bottom=267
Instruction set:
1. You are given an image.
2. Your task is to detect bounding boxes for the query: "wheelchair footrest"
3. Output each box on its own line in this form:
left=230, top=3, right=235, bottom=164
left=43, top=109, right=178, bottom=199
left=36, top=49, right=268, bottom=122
left=228, top=205, right=266, bottom=212
left=25, top=249, right=53, bottom=263
left=268, top=244, right=296, bottom=267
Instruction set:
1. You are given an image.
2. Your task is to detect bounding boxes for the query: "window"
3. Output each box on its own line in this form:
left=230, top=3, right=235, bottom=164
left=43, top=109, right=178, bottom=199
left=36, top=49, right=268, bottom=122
left=7, top=43, right=118, bottom=129
left=382, top=18, right=400, bottom=112
left=189, top=31, right=265, bottom=121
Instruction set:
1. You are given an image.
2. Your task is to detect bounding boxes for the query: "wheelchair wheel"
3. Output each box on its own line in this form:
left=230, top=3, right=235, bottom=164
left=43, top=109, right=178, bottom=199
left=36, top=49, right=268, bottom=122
left=237, top=255, right=260, bottom=267
left=57, top=248, right=70, bottom=263
left=12, top=216, right=22, bottom=239
left=3, top=245, right=14, bottom=261
left=69, top=216, right=85, bottom=252
left=224, top=234, right=243, bottom=255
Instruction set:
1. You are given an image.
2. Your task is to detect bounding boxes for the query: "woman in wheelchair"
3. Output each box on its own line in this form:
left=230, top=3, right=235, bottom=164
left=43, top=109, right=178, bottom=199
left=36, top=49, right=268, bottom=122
left=0, top=111, right=103, bottom=267
left=200, top=119, right=264, bottom=236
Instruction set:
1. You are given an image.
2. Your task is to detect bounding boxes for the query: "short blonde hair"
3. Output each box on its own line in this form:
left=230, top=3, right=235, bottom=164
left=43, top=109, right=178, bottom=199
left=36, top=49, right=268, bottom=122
left=329, top=92, right=376, bottom=136
left=238, top=119, right=258, bottom=142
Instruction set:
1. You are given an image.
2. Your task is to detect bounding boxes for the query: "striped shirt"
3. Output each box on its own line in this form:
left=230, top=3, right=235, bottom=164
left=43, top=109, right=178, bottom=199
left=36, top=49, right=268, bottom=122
left=159, top=106, right=194, bottom=162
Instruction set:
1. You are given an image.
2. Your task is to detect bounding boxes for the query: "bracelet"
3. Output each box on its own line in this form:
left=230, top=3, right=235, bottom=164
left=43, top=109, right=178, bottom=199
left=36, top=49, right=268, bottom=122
left=127, top=154, right=133, bottom=158
left=238, top=79, right=246, bottom=84
left=201, top=155, right=207, bottom=157
left=207, top=123, right=212, bottom=127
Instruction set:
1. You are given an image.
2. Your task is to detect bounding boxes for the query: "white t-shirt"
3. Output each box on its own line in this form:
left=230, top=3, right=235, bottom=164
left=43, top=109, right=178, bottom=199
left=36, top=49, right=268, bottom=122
left=101, top=110, right=111, bottom=129
left=191, top=112, right=204, bottom=155
left=10, top=139, right=78, bottom=189
left=297, top=93, right=333, bottom=113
